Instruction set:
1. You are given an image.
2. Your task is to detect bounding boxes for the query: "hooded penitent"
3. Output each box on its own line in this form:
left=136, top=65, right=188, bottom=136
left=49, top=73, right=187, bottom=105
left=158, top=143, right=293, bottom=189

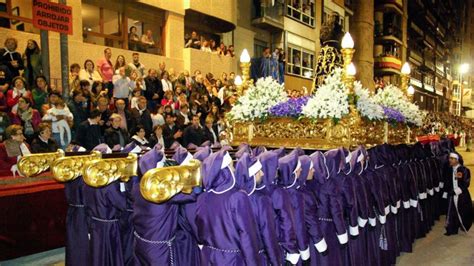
left=235, top=152, right=262, bottom=195
left=172, top=146, right=193, bottom=165
left=83, top=143, right=126, bottom=266
left=258, top=150, right=299, bottom=264
left=195, top=147, right=261, bottom=265
left=278, top=150, right=300, bottom=188
left=133, top=145, right=198, bottom=266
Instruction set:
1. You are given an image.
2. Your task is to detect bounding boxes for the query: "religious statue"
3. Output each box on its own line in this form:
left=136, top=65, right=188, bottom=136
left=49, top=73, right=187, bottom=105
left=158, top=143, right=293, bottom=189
left=313, top=12, right=345, bottom=89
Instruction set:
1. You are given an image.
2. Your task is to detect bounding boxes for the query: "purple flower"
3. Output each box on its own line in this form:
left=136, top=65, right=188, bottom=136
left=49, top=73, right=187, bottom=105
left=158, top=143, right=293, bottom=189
left=269, top=96, right=310, bottom=118
left=383, top=106, right=405, bottom=124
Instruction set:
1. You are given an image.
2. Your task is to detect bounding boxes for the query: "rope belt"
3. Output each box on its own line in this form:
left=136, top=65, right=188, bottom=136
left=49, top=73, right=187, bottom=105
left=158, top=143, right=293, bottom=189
left=318, top=217, right=333, bottom=222
left=203, top=245, right=241, bottom=253
left=68, top=203, right=84, bottom=208
left=134, top=231, right=176, bottom=245
left=91, top=216, right=119, bottom=223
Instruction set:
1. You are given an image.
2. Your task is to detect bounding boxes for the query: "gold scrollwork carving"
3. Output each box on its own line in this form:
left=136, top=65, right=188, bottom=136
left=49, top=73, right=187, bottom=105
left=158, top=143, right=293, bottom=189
left=18, top=150, right=64, bottom=177
left=140, top=159, right=202, bottom=204
left=50, top=151, right=102, bottom=182
left=82, top=153, right=138, bottom=187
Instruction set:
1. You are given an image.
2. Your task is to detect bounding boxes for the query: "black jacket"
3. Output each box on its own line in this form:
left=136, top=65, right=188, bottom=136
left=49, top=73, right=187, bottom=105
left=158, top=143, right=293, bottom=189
left=75, top=120, right=103, bottom=151
left=0, top=48, right=24, bottom=78
left=68, top=100, right=89, bottom=131
left=182, top=125, right=205, bottom=147
left=203, top=125, right=219, bottom=144
left=130, top=108, right=153, bottom=137
left=30, top=137, right=59, bottom=153
left=104, top=127, right=129, bottom=149
left=144, top=76, right=164, bottom=103
left=162, top=124, right=181, bottom=149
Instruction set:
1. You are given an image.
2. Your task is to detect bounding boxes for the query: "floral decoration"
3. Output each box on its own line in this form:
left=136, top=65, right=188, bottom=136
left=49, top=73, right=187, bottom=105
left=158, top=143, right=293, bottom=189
left=268, top=96, right=310, bottom=118
left=227, top=77, right=287, bottom=121
left=353, top=81, right=384, bottom=121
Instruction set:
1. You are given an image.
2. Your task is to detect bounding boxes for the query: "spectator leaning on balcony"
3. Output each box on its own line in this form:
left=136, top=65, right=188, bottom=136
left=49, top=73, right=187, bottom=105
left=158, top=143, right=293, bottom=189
left=0, top=37, right=24, bottom=79
left=0, top=124, right=30, bottom=177
left=7, top=77, right=33, bottom=114
left=185, top=31, right=201, bottom=49
left=141, top=30, right=156, bottom=51
left=97, top=48, right=114, bottom=94
left=128, top=53, right=146, bottom=78
left=113, top=67, right=135, bottom=108
left=128, top=26, right=141, bottom=52
left=201, top=40, right=212, bottom=53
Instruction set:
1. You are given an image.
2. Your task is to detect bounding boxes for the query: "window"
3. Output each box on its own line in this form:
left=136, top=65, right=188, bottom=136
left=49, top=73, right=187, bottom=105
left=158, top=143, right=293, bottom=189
left=287, top=45, right=314, bottom=78
left=254, top=39, right=268, bottom=59
left=286, top=0, right=315, bottom=27
left=0, top=0, right=39, bottom=33
left=82, top=0, right=165, bottom=55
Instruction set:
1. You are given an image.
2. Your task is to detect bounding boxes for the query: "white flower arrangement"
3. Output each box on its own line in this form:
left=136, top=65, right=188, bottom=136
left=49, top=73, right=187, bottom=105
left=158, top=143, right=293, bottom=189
left=228, top=77, right=288, bottom=121
left=373, top=84, right=425, bottom=126
left=353, top=81, right=384, bottom=121
left=302, top=68, right=349, bottom=120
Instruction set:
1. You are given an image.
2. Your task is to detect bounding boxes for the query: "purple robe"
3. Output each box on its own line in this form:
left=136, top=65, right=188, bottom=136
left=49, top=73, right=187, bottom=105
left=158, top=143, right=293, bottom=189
left=82, top=144, right=127, bottom=266
left=196, top=148, right=261, bottom=265
left=258, top=150, right=299, bottom=264
left=278, top=151, right=310, bottom=263
left=235, top=152, right=282, bottom=265
left=308, top=151, right=348, bottom=266
left=298, top=155, right=327, bottom=266
left=64, top=177, right=90, bottom=266
left=133, top=146, right=197, bottom=265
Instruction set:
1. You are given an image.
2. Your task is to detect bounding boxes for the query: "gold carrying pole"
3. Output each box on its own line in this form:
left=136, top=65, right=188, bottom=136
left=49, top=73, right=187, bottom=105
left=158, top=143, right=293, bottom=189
left=82, top=153, right=138, bottom=187
left=50, top=151, right=102, bottom=182
left=18, top=150, right=65, bottom=177
left=140, top=159, right=201, bottom=204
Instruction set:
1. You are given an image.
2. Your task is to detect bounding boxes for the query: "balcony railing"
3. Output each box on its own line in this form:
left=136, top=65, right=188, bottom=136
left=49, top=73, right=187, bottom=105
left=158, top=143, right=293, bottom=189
left=374, top=56, right=402, bottom=70
left=252, top=2, right=284, bottom=30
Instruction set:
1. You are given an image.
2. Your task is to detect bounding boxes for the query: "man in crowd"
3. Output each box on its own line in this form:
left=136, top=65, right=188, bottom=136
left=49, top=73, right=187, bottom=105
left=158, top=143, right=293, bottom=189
left=104, top=114, right=129, bottom=150
left=176, top=104, right=191, bottom=128
left=67, top=90, right=89, bottom=136
left=113, top=67, right=135, bottom=107
left=144, top=68, right=163, bottom=110
left=130, top=96, right=152, bottom=136
left=96, top=96, right=113, bottom=134
left=75, top=109, right=103, bottom=150
left=162, top=113, right=182, bottom=148
left=182, top=115, right=205, bottom=147
left=128, top=53, right=146, bottom=78
left=113, top=99, right=132, bottom=131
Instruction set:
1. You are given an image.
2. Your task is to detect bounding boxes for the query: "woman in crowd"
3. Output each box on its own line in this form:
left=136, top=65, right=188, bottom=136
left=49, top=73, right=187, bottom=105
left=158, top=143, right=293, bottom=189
left=114, top=55, right=127, bottom=74
left=150, top=104, right=165, bottom=128
left=128, top=26, right=141, bottom=51
left=161, top=71, right=173, bottom=92
left=10, top=96, right=41, bottom=142
left=30, top=122, right=59, bottom=153
left=6, top=77, right=33, bottom=114
left=226, top=45, right=235, bottom=57
left=0, top=125, right=30, bottom=177
left=210, top=39, right=217, bottom=53
left=32, top=75, right=50, bottom=112
left=23, top=39, right=43, bottom=87
left=0, top=37, right=24, bottom=78
left=69, top=63, right=81, bottom=93
left=131, top=124, right=149, bottom=149
left=148, top=124, right=165, bottom=148
left=79, top=59, right=102, bottom=86
left=217, top=43, right=226, bottom=56
left=91, top=81, right=108, bottom=105
left=201, top=40, right=212, bottom=53
left=161, top=91, right=175, bottom=109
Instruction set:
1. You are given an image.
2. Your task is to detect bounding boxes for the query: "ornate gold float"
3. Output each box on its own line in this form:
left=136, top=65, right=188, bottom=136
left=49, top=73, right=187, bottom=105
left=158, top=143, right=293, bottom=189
left=17, top=150, right=64, bottom=177
left=140, top=159, right=201, bottom=203
left=82, top=153, right=138, bottom=187
left=50, top=151, right=102, bottom=182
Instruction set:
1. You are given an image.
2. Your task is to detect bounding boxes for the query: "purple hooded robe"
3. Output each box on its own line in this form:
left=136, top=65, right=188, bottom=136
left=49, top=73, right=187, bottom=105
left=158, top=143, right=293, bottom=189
left=235, top=152, right=282, bottom=265
left=82, top=144, right=127, bottom=266
left=258, top=150, right=300, bottom=264
left=195, top=148, right=261, bottom=265
left=132, top=144, right=197, bottom=266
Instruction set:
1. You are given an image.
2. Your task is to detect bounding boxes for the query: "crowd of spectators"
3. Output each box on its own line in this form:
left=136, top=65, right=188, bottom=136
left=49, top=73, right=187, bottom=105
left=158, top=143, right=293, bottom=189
left=184, top=31, right=235, bottom=57
left=0, top=37, right=241, bottom=176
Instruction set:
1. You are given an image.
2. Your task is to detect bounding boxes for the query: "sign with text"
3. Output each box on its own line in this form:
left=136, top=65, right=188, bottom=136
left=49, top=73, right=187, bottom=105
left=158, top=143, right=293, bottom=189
left=33, top=0, right=73, bottom=35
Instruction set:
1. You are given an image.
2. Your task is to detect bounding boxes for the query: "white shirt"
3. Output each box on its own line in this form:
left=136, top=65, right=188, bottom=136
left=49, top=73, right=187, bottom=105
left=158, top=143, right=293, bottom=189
left=113, top=75, right=135, bottom=99
left=161, top=79, right=173, bottom=92
left=151, top=113, right=165, bottom=128
left=43, top=107, right=74, bottom=133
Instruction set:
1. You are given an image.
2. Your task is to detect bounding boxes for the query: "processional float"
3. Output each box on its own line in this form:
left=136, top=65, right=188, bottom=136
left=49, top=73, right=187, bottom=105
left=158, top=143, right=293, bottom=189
left=17, top=14, right=421, bottom=201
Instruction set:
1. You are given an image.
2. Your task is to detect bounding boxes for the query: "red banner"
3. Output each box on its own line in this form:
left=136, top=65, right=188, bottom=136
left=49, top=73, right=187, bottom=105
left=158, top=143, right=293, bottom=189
left=32, top=0, right=73, bottom=35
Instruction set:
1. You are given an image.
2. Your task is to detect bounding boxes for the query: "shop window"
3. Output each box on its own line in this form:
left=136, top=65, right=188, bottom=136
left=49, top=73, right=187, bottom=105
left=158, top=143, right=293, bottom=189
left=0, top=0, right=39, bottom=33
left=286, top=0, right=315, bottom=27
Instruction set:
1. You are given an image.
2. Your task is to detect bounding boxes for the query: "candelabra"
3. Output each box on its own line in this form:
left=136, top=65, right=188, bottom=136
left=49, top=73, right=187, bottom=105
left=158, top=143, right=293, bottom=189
left=237, top=49, right=252, bottom=96
left=341, top=32, right=355, bottom=82
left=401, top=62, right=411, bottom=97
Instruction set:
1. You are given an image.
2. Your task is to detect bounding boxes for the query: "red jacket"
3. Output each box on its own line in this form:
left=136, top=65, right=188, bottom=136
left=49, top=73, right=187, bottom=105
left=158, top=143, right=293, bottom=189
left=6, top=89, right=34, bottom=111
left=10, top=109, right=42, bottom=132
left=0, top=142, right=17, bottom=176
